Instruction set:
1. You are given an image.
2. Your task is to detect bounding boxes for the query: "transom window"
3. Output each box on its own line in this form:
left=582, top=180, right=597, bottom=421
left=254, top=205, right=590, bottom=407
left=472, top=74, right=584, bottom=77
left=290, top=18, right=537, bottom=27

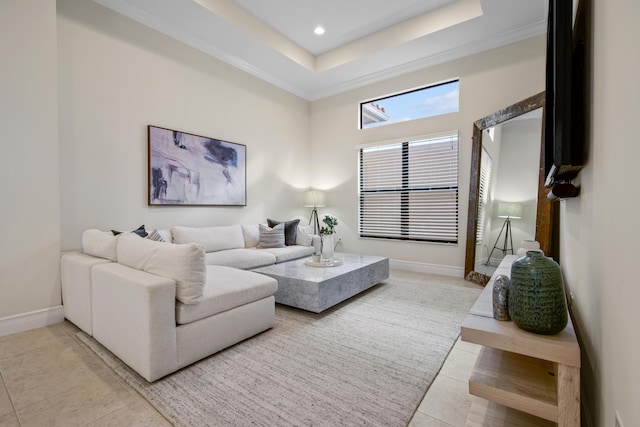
left=358, top=133, right=459, bottom=243
left=360, top=80, right=459, bottom=129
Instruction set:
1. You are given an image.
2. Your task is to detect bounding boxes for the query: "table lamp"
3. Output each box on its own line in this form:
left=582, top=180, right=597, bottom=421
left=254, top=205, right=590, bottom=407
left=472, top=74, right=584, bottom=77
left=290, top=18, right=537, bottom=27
left=304, top=190, right=326, bottom=234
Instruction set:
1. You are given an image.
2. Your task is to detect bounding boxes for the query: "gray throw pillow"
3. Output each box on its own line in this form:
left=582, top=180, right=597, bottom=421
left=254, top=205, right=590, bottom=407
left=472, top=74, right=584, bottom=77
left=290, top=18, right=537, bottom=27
left=267, top=218, right=300, bottom=246
left=257, top=223, right=286, bottom=248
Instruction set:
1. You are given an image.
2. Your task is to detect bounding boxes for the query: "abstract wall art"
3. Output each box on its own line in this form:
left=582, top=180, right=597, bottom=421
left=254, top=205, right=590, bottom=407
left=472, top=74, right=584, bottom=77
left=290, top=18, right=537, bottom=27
left=148, top=126, right=246, bottom=206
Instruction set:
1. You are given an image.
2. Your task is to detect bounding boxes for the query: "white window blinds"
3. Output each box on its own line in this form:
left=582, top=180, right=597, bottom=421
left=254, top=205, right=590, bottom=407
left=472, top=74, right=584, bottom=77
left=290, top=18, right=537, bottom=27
left=359, top=133, right=459, bottom=243
left=476, top=148, right=493, bottom=243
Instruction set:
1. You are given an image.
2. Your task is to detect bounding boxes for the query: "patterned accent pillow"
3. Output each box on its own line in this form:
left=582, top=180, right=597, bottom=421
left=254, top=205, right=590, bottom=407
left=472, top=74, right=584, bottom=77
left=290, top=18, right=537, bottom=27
left=257, top=223, right=285, bottom=248
left=267, top=218, right=300, bottom=246
left=111, top=224, right=148, bottom=238
left=146, top=229, right=166, bottom=242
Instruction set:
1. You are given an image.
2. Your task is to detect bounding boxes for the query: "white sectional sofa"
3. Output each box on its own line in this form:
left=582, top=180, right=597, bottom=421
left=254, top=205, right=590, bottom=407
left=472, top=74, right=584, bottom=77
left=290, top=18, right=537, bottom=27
left=61, top=221, right=318, bottom=381
left=171, top=223, right=319, bottom=269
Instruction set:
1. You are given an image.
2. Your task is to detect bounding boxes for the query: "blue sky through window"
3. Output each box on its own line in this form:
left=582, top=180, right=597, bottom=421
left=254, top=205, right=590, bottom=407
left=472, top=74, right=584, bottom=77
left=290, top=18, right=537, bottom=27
left=361, top=80, right=459, bottom=129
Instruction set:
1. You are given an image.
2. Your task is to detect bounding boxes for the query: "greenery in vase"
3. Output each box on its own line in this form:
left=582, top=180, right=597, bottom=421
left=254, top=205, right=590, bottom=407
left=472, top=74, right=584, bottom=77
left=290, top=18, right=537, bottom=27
left=319, top=215, right=338, bottom=236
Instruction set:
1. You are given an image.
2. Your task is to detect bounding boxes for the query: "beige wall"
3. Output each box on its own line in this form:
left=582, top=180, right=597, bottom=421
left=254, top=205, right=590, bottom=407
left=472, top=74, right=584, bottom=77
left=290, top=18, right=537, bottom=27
left=560, top=0, right=640, bottom=425
left=0, top=0, right=60, bottom=318
left=57, top=0, right=311, bottom=251
left=310, top=36, right=546, bottom=270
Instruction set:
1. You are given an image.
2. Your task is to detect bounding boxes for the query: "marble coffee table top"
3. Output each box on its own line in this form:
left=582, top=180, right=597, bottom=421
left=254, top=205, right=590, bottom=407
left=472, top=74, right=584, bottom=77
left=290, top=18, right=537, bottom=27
left=253, top=252, right=387, bottom=282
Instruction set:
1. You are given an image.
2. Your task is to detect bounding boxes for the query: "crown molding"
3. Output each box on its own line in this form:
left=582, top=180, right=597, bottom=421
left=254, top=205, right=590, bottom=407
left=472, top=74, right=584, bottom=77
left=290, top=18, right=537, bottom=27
left=307, top=21, right=547, bottom=101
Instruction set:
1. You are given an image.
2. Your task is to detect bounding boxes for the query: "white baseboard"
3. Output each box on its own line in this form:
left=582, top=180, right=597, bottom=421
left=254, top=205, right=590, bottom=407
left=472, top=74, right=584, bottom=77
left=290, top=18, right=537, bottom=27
left=390, top=259, right=464, bottom=277
left=0, top=306, right=65, bottom=337
left=474, top=258, right=505, bottom=270
left=474, top=258, right=489, bottom=267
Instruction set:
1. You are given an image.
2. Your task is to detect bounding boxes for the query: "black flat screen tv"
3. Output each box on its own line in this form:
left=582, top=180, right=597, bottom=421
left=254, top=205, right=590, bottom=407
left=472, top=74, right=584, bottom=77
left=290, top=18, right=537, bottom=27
left=544, top=0, right=585, bottom=191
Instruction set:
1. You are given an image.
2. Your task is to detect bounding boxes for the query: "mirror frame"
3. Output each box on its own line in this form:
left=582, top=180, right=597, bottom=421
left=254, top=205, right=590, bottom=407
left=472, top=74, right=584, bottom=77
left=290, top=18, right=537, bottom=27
left=464, top=91, right=553, bottom=278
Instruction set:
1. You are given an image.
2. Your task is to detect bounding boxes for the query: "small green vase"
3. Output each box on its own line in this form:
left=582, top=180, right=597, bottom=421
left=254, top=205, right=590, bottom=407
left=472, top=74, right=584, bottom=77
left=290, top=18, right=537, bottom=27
left=508, top=251, right=568, bottom=335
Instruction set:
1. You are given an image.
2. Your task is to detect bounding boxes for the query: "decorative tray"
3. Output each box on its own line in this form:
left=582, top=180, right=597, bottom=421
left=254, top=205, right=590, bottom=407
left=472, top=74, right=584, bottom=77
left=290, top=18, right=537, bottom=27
left=304, top=258, right=344, bottom=268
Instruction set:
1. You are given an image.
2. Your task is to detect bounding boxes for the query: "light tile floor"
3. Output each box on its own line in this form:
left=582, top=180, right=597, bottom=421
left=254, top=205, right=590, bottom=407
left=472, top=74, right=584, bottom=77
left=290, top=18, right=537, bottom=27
left=0, top=270, right=489, bottom=426
left=0, top=321, right=170, bottom=426
left=408, top=337, right=483, bottom=426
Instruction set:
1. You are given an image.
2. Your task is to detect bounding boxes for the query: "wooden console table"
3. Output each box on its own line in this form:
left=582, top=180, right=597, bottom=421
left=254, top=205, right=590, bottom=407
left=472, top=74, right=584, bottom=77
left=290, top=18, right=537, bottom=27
left=461, top=256, right=580, bottom=426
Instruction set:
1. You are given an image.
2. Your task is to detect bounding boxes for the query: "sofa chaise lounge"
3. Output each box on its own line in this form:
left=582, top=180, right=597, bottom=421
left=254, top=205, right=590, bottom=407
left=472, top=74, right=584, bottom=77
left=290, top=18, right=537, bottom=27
left=61, top=221, right=318, bottom=381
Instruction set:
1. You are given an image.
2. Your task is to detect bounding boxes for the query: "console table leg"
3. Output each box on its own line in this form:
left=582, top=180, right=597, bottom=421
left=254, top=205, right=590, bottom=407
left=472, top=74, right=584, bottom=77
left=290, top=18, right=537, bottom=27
left=556, top=363, right=580, bottom=427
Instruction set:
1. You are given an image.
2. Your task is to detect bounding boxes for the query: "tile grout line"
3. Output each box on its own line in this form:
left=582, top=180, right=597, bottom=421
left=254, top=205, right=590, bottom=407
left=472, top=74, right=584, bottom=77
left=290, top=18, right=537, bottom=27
left=410, top=333, right=468, bottom=425
left=70, top=330, right=174, bottom=425
left=412, top=343, right=479, bottom=426
left=0, top=367, right=21, bottom=426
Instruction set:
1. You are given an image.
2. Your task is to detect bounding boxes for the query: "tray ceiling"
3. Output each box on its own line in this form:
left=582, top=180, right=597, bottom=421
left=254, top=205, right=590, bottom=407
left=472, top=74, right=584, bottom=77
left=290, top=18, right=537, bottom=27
left=93, top=0, right=548, bottom=100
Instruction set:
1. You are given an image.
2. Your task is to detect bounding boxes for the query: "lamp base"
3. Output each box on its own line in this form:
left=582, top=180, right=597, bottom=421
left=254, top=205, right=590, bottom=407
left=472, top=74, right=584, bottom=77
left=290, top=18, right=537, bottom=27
left=308, top=208, right=320, bottom=235
left=485, top=217, right=514, bottom=265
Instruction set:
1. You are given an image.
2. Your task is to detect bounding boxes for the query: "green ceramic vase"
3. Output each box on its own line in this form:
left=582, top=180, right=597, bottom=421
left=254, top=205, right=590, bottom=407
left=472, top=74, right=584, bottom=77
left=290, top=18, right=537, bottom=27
left=508, top=251, right=568, bottom=335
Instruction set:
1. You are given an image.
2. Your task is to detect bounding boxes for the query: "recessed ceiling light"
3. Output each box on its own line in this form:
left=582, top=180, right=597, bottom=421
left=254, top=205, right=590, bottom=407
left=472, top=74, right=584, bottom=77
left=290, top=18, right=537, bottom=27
left=314, top=26, right=325, bottom=35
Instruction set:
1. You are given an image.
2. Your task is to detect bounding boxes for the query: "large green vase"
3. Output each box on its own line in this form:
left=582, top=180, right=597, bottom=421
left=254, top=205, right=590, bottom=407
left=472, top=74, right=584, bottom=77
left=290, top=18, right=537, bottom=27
left=508, top=251, right=568, bottom=335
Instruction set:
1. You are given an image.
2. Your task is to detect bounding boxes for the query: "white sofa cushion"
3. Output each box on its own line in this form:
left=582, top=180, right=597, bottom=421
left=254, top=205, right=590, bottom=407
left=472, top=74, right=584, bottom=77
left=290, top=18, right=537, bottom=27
left=117, top=234, right=206, bottom=304
left=205, top=248, right=276, bottom=269
left=175, top=297, right=275, bottom=371
left=82, top=229, right=119, bottom=261
left=261, top=245, right=315, bottom=263
left=175, top=266, right=278, bottom=324
left=171, top=225, right=244, bottom=253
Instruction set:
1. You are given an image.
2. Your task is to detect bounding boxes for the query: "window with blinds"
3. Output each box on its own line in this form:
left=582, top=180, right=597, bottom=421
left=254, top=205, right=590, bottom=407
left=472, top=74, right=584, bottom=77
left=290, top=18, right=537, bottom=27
left=476, top=148, right=493, bottom=243
left=358, top=133, right=459, bottom=243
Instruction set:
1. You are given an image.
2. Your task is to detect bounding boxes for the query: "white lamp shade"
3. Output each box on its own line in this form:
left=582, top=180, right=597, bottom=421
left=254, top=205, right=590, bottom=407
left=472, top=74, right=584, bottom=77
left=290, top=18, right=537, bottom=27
left=304, top=190, right=326, bottom=207
left=497, top=202, right=522, bottom=219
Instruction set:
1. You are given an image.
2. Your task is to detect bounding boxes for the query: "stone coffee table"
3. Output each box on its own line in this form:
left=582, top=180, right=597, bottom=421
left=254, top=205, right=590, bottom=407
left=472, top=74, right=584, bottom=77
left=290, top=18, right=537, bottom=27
left=252, top=253, right=389, bottom=313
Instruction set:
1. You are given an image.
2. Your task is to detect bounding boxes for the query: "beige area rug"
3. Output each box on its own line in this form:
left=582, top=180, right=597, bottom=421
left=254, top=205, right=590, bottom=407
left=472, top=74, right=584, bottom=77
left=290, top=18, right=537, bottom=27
left=76, top=272, right=481, bottom=427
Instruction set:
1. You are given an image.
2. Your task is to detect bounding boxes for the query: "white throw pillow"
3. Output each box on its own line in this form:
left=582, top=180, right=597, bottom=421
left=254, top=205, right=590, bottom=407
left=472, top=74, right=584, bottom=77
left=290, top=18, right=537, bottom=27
left=171, top=225, right=244, bottom=253
left=117, top=234, right=206, bottom=305
left=295, top=224, right=314, bottom=246
left=241, top=224, right=260, bottom=248
left=82, top=229, right=119, bottom=261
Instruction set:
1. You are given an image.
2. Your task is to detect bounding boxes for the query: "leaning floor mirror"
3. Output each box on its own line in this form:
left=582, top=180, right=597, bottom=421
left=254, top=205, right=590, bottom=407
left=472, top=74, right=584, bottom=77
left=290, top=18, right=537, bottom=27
left=464, top=92, right=553, bottom=281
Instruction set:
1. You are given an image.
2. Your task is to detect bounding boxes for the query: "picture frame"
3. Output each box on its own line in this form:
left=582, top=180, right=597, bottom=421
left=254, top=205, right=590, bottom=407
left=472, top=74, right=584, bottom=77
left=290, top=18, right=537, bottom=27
left=148, top=125, right=246, bottom=206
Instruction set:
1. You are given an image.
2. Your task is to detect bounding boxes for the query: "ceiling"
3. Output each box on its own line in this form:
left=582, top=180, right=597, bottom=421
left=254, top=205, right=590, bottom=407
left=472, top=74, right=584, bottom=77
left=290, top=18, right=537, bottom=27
left=93, top=0, right=549, bottom=101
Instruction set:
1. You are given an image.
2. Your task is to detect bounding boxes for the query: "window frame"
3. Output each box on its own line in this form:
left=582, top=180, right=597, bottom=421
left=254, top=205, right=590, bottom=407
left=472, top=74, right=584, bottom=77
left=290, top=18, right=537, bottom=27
left=357, top=131, right=460, bottom=244
left=359, top=79, right=460, bottom=130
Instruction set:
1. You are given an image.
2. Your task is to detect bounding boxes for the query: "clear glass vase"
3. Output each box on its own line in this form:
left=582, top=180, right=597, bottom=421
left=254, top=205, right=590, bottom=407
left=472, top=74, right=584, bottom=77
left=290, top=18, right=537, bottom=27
left=321, top=234, right=334, bottom=261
